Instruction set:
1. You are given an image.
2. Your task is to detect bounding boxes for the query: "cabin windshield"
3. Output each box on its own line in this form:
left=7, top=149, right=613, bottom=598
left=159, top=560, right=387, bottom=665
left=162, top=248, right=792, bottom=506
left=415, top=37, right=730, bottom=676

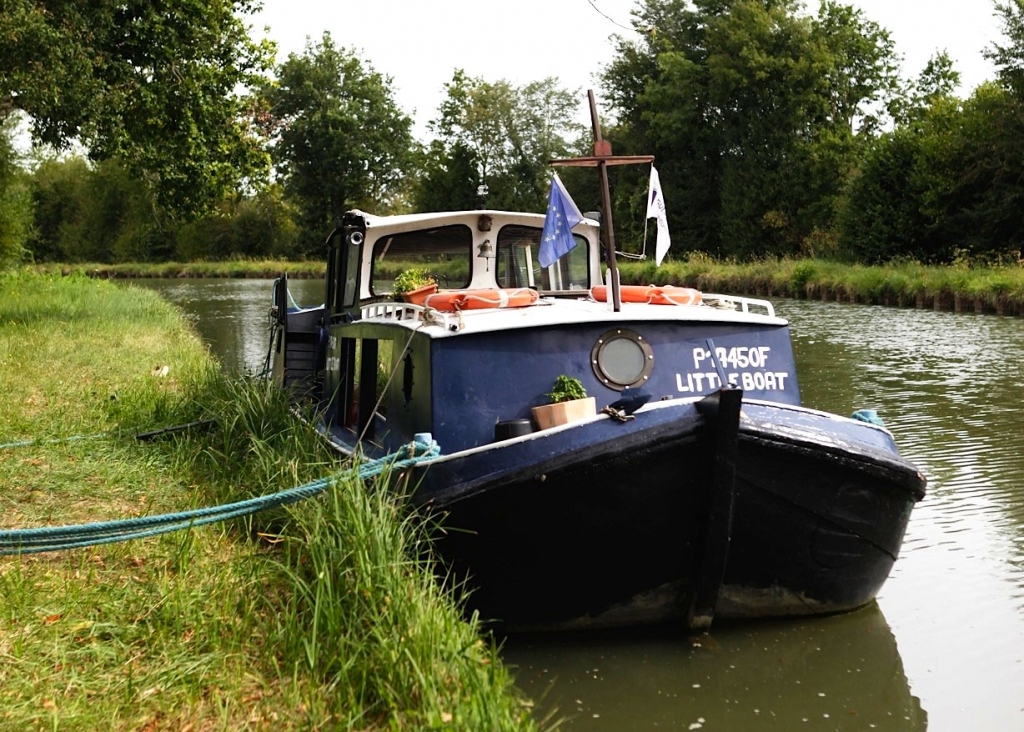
left=495, top=224, right=590, bottom=291
left=370, top=224, right=473, bottom=295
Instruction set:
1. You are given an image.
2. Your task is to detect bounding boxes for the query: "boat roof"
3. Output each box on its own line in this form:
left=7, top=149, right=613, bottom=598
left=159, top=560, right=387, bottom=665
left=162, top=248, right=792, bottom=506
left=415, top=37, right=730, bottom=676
left=350, top=208, right=601, bottom=234
left=345, top=207, right=788, bottom=338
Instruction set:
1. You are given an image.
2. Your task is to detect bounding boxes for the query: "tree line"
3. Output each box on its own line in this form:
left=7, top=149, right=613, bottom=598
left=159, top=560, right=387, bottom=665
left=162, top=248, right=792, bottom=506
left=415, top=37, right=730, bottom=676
left=2, top=0, right=1023, bottom=270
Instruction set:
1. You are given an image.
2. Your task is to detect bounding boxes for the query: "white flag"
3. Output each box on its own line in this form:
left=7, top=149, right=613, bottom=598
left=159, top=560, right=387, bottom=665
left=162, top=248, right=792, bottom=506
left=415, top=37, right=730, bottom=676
left=646, top=166, right=671, bottom=266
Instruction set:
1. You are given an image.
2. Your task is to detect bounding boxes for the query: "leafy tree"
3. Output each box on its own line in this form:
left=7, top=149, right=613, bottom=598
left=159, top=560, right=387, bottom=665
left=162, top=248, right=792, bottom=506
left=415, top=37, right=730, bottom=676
left=602, top=0, right=905, bottom=259
left=0, top=117, right=31, bottom=268
left=987, top=0, right=1024, bottom=97
left=26, top=157, right=91, bottom=263
left=924, top=84, right=1024, bottom=260
left=26, top=154, right=301, bottom=263
left=176, top=186, right=299, bottom=260
left=0, top=0, right=273, bottom=218
left=230, top=186, right=300, bottom=259
left=840, top=83, right=1024, bottom=264
left=416, top=71, right=585, bottom=212
left=837, top=128, right=931, bottom=262
left=815, top=1, right=903, bottom=135
left=905, top=51, right=961, bottom=118
left=836, top=49, right=964, bottom=264
left=263, top=33, right=414, bottom=253
left=26, top=156, right=171, bottom=263
left=601, top=3, right=722, bottom=255
left=412, top=140, right=482, bottom=213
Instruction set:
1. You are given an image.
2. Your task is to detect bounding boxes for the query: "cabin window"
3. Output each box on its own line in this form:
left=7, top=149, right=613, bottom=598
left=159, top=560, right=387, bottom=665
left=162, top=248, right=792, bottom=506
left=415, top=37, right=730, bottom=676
left=495, top=224, right=589, bottom=291
left=326, top=228, right=364, bottom=312
left=370, top=224, right=472, bottom=295
left=341, top=234, right=361, bottom=308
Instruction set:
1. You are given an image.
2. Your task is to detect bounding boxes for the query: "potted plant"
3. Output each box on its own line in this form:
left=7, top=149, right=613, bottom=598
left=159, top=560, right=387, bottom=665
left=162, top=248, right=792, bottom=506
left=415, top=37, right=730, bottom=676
left=531, top=374, right=597, bottom=430
left=393, top=268, right=438, bottom=305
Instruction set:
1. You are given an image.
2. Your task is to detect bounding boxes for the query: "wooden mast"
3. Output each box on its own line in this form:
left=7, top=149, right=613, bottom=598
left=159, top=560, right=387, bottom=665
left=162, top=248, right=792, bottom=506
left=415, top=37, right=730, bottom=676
left=550, top=90, right=653, bottom=312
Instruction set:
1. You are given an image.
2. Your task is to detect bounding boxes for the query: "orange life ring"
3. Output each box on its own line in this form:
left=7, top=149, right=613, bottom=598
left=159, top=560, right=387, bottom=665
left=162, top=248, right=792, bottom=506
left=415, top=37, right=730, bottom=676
left=591, top=284, right=702, bottom=306
left=423, top=288, right=540, bottom=312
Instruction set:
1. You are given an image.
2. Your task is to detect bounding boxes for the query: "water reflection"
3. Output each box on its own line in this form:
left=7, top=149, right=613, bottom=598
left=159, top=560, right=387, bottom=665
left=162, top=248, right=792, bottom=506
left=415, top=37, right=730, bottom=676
left=505, top=605, right=923, bottom=731
left=780, top=300, right=1024, bottom=730
left=129, top=278, right=323, bottom=374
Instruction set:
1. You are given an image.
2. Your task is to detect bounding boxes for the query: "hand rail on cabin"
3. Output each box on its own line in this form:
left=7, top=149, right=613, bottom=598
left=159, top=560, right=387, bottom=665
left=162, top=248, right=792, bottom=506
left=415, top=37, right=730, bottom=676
left=700, top=294, right=776, bottom=318
left=360, top=295, right=775, bottom=322
left=360, top=301, right=456, bottom=328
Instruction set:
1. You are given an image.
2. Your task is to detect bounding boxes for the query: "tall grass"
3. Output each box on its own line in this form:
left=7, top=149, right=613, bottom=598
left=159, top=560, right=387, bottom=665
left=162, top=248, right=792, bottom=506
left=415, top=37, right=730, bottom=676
left=174, top=375, right=536, bottom=728
left=0, top=271, right=538, bottom=730
left=271, top=477, right=531, bottom=728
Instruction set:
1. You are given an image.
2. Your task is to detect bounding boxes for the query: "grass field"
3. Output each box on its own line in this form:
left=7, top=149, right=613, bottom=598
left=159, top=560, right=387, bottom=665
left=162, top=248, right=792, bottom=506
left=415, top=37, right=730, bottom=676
left=0, top=272, right=537, bottom=731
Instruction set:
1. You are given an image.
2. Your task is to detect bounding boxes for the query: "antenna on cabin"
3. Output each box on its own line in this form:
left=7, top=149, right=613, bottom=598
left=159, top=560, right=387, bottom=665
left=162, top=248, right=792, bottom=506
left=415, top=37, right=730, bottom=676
left=549, top=90, right=654, bottom=312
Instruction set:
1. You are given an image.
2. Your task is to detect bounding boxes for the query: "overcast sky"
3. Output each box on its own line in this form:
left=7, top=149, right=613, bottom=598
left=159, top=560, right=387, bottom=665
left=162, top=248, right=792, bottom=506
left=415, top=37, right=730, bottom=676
left=252, top=0, right=1005, bottom=138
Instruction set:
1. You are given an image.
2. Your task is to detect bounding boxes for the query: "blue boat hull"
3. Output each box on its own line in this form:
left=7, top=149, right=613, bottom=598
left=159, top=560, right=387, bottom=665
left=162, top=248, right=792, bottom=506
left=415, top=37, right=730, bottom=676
left=411, top=398, right=925, bottom=631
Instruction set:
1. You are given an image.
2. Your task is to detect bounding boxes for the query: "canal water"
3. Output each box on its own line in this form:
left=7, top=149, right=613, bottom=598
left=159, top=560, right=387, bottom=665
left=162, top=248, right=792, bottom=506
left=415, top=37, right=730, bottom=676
left=133, top=279, right=1024, bottom=731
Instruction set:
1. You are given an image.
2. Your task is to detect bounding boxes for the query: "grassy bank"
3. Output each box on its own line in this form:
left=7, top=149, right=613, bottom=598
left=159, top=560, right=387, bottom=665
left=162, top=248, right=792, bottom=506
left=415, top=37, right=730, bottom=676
left=34, top=255, right=1024, bottom=315
left=618, top=256, right=1024, bottom=315
left=30, top=260, right=327, bottom=280
left=0, top=273, right=536, bottom=730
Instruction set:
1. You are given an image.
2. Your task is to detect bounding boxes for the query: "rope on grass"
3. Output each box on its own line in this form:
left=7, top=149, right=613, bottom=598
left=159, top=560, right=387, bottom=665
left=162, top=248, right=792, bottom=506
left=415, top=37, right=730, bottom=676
left=0, top=435, right=440, bottom=555
left=0, top=433, right=108, bottom=450
left=0, top=419, right=217, bottom=450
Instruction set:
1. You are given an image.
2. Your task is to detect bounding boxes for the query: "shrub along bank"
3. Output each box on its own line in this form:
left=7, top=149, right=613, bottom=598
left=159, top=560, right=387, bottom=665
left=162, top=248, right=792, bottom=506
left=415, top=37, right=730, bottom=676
left=0, top=272, right=536, bottom=730
left=30, top=259, right=327, bottom=280
left=618, top=257, right=1024, bottom=316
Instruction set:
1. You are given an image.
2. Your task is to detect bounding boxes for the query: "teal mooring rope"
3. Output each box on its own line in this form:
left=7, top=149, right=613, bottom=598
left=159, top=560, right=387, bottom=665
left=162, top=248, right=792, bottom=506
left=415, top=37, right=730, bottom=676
left=0, top=436, right=440, bottom=556
left=0, top=433, right=108, bottom=451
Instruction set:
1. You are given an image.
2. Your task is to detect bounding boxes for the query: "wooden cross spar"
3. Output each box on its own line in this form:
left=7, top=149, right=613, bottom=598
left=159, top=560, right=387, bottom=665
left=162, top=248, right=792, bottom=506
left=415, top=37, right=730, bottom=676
left=549, top=90, right=654, bottom=312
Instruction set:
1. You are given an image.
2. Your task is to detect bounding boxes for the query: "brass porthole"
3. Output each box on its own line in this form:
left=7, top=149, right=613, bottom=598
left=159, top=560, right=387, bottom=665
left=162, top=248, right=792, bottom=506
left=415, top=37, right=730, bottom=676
left=591, top=329, right=654, bottom=390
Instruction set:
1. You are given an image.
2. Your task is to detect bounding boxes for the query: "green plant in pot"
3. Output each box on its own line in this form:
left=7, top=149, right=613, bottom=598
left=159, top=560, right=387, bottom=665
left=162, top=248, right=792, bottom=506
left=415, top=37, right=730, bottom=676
left=392, top=268, right=438, bottom=304
left=532, top=374, right=596, bottom=430
left=548, top=374, right=587, bottom=403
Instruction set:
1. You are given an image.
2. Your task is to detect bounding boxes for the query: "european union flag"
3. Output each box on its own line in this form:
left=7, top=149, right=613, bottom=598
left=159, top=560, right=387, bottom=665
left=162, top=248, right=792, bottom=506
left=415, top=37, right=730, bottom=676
left=539, top=173, right=584, bottom=268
